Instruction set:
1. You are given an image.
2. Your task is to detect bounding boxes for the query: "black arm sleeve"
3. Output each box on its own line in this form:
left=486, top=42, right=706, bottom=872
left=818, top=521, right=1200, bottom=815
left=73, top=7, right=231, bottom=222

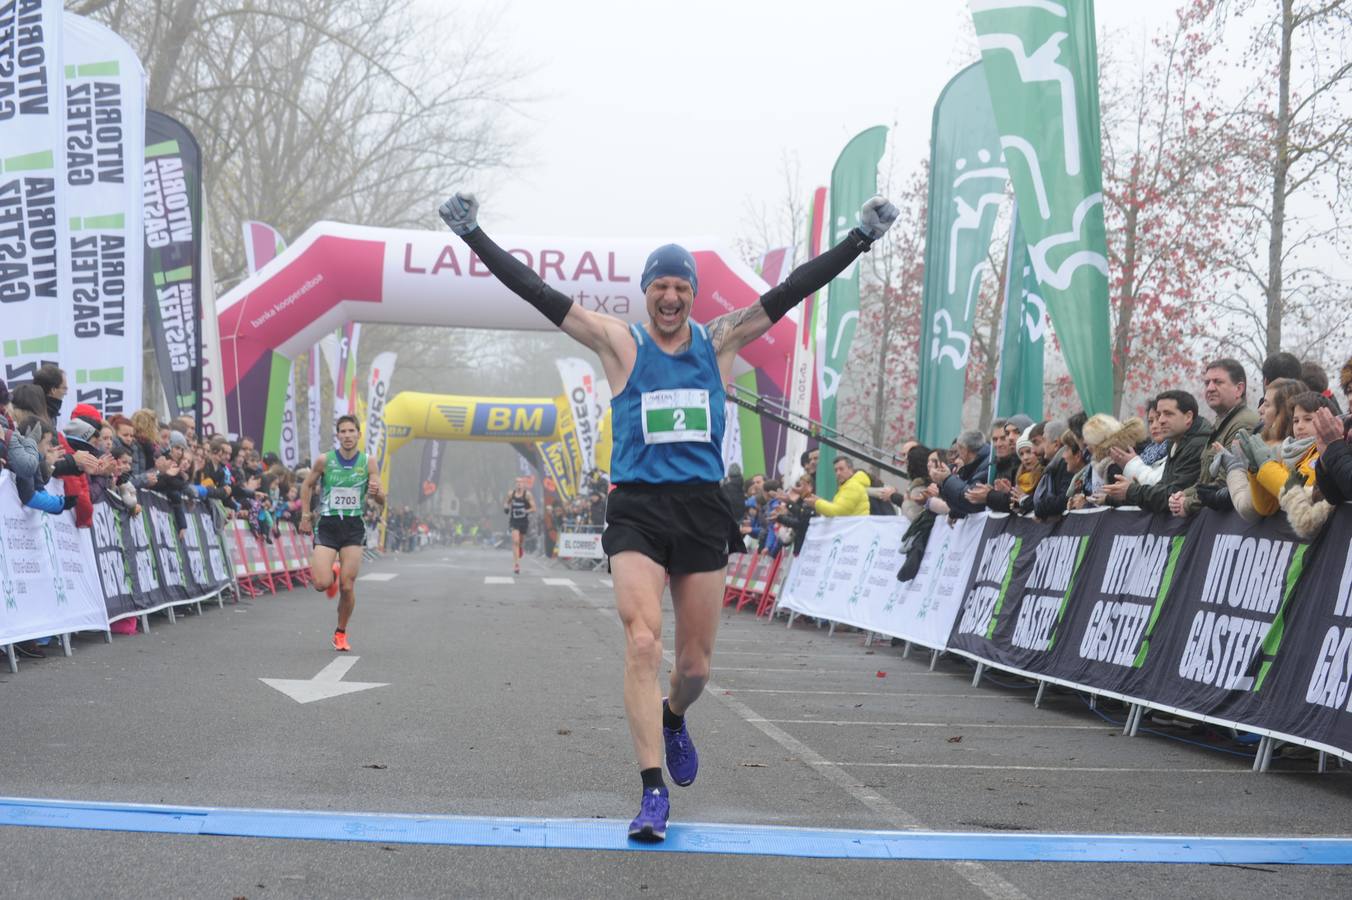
left=460, top=228, right=574, bottom=327
left=759, top=228, right=873, bottom=323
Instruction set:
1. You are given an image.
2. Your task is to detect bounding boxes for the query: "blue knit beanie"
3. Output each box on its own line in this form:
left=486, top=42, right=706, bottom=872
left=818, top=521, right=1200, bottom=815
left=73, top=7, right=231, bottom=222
left=640, top=244, right=698, bottom=296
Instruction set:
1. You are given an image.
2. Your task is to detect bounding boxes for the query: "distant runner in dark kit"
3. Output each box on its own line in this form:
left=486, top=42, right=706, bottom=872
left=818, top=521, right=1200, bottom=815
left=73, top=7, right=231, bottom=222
left=440, top=188, right=898, bottom=840
left=504, top=476, right=536, bottom=574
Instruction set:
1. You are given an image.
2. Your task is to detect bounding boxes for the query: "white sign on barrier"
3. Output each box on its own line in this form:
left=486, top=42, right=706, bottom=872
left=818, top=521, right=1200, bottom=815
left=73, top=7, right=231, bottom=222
left=0, top=472, right=110, bottom=645
left=558, top=532, right=604, bottom=559
left=777, top=514, right=986, bottom=650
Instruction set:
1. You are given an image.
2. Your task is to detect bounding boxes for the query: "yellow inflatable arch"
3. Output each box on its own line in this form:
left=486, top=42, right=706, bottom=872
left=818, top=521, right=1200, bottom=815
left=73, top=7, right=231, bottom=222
left=378, top=391, right=611, bottom=502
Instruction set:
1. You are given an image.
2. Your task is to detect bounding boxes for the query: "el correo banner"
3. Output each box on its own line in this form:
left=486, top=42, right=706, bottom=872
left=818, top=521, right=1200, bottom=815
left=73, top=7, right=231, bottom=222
left=556, top=357, right=598, bottom=475
left=0, top=0, right=64, bottom=389
left=365, top=351, right=397, bottom=472
left=61, top=12, right=146, bottom=419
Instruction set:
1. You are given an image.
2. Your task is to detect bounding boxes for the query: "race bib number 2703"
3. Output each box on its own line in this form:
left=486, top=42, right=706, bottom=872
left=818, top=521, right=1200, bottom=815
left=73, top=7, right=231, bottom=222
left=329, top=487, right=361, bottom=510
left=641, top=389, right=711, bottom=445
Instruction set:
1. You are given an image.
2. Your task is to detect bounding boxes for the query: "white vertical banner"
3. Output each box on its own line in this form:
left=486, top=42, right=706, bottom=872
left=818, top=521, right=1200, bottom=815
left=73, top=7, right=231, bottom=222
left=60, top=13, right=145, bottom=420
left=198, top=200, right=228, bottom=436
left=721, top=401, right=742, bottom=472
left=364, top=351, right=396, bottom=472
left=555, top=357, right=598, bottom=475
left=279, top=363, right=300, bottom=468
left=784, top=308, right=813, bottom=478
left=306, top=348, right=321, bottom=462
left=0, top=0, right=64, bottom=389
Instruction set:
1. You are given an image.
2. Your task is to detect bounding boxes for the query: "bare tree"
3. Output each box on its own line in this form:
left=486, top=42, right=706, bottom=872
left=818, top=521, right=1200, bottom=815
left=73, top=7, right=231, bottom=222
left=735, top=151, right=809, bottom=273
left=1213, top=0, right=1352, bottom=364
left=78, top=0, right=527, bottom=288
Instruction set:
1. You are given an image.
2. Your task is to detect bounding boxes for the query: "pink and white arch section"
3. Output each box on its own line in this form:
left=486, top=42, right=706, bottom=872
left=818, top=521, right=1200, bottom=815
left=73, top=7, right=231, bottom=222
left=216, top=222, right=800, bottom=444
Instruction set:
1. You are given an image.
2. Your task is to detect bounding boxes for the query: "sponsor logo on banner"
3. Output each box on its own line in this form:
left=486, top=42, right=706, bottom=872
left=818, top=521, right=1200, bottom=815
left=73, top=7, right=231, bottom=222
left=364, top=351, right=396, bottom=471
left=558, top=532, right=604, bottom=559
left=778, top=514, right=985, bottom=651
left=556, top=358, right=598, bottom=475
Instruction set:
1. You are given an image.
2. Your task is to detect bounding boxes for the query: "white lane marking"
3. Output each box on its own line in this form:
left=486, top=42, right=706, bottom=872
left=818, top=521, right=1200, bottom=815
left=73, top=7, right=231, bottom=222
left=565, top=582, right=1024, bottom=900
left=543, top=578, right=576, bottom=586
left=754, top=719, right=1110, bottom=731
left=357, top=573, right=398, bottom=582
left=829, top=762, right=1269, bottom=774
left=484, top=577, right=515, bottom=585
left=600, top=577, right=613, bottom=587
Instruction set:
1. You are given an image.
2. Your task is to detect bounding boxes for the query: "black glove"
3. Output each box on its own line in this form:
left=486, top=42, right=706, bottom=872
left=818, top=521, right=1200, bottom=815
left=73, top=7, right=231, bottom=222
left=62, top=495, right=78, bottom=510
left=1196, top=482, right=1233, bottom=511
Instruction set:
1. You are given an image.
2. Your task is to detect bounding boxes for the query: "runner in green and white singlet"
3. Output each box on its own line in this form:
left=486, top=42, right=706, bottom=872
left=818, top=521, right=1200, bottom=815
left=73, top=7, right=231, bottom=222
left=299, top=415, right=385, bottom=651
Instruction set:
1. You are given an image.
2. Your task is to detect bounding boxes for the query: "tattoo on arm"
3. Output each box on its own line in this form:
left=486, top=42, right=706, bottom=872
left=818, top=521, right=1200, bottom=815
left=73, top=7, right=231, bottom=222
left=708, top=306, right=763, bottom=353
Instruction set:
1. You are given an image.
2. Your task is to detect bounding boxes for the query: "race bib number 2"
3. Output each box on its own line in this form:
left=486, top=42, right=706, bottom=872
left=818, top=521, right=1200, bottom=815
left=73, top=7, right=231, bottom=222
left=329, top=487, right=361, bottom=510
left=641, top=389, right=711, bottom=445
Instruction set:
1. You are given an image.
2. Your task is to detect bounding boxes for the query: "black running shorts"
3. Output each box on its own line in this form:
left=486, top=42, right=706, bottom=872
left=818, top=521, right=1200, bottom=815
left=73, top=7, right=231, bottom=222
left=602, top=482, right=741, bottom=575
left=510, top=519, right=529, bottom=534
left=315, top=515, right=365, bottom=550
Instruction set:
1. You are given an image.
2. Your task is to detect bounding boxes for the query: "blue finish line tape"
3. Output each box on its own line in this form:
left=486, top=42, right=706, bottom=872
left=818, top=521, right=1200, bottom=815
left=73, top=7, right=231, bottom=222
left=2, top=797, right=1350, bottom=865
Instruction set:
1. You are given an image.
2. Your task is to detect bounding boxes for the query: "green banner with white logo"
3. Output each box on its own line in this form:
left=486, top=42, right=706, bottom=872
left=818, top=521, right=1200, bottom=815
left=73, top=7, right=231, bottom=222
left=917, top=62, right=1007, bottom=449
left=969, top=0, right=1112, bottom=415
left=996, top=204, right=1046, bottom=420
left=817, top=126, right=887, bottom=499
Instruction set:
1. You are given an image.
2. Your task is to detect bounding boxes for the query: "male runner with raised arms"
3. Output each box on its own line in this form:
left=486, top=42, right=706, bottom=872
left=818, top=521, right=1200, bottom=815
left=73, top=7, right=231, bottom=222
left=439, top=190, right=898, bottom=841
left=504, top=477, right=536, bottom=574
left=299, top=415, right=385, bottom=651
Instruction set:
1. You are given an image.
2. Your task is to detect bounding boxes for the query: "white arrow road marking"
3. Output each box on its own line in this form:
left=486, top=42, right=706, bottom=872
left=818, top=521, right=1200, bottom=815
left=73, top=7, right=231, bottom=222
left=260, top=656, right=389, bottom=704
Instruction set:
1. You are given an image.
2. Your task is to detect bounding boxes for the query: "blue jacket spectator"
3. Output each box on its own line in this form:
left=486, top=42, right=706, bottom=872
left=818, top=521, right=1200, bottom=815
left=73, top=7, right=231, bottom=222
left=939, top=430, right=991, bottom=517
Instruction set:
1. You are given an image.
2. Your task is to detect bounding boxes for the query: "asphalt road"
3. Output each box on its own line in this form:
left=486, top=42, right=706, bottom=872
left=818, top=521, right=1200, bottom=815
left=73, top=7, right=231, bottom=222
left=2, top=545, right=1350, bottom=899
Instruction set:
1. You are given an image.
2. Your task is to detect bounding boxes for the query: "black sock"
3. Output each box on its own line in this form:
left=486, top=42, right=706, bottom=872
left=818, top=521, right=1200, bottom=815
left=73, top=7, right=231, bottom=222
left=335, top=627, right=346, bottom=634
left=662, top=701, right=684, bottom=731
left=640, top=767, right=666, bottom=792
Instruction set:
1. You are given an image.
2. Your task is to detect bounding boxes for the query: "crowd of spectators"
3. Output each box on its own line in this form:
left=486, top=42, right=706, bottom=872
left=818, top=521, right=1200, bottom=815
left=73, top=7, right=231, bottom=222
left=714, top=353, right=1352, bottom=583
left=871, top=354, right=1352, bottom=582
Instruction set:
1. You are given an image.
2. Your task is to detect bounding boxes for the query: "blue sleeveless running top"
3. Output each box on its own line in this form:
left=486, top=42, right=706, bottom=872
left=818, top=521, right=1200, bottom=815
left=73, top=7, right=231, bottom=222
left=609, top=323, right=726, bottom=485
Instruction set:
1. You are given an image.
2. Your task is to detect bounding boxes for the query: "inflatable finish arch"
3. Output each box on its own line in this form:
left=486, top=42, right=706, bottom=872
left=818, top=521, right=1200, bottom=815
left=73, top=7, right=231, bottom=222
left=377, top=390, right=563, bottom=503
left=215, top=222, right=798, bottom=457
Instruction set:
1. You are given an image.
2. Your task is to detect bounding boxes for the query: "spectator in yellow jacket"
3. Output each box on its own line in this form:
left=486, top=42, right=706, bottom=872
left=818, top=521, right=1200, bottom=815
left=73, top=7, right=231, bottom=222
left=806, top=456, right=871, bottom=517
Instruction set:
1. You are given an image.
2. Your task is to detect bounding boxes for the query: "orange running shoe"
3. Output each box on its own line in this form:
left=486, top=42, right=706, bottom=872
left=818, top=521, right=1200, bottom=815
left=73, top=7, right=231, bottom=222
left=326, top=561, right=340, bottom=599
left=332, top=630, right=350, bottom=652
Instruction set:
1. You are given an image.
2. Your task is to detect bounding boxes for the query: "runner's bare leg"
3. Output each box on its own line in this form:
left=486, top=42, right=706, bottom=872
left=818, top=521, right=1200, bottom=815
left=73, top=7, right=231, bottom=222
left=336, top=545, right=362, bottom=630
left=667, top=568, right=724, bottom=716
left=310, top=545, right=337, bottom=593
left=612, top=550, right=668, bottom=769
